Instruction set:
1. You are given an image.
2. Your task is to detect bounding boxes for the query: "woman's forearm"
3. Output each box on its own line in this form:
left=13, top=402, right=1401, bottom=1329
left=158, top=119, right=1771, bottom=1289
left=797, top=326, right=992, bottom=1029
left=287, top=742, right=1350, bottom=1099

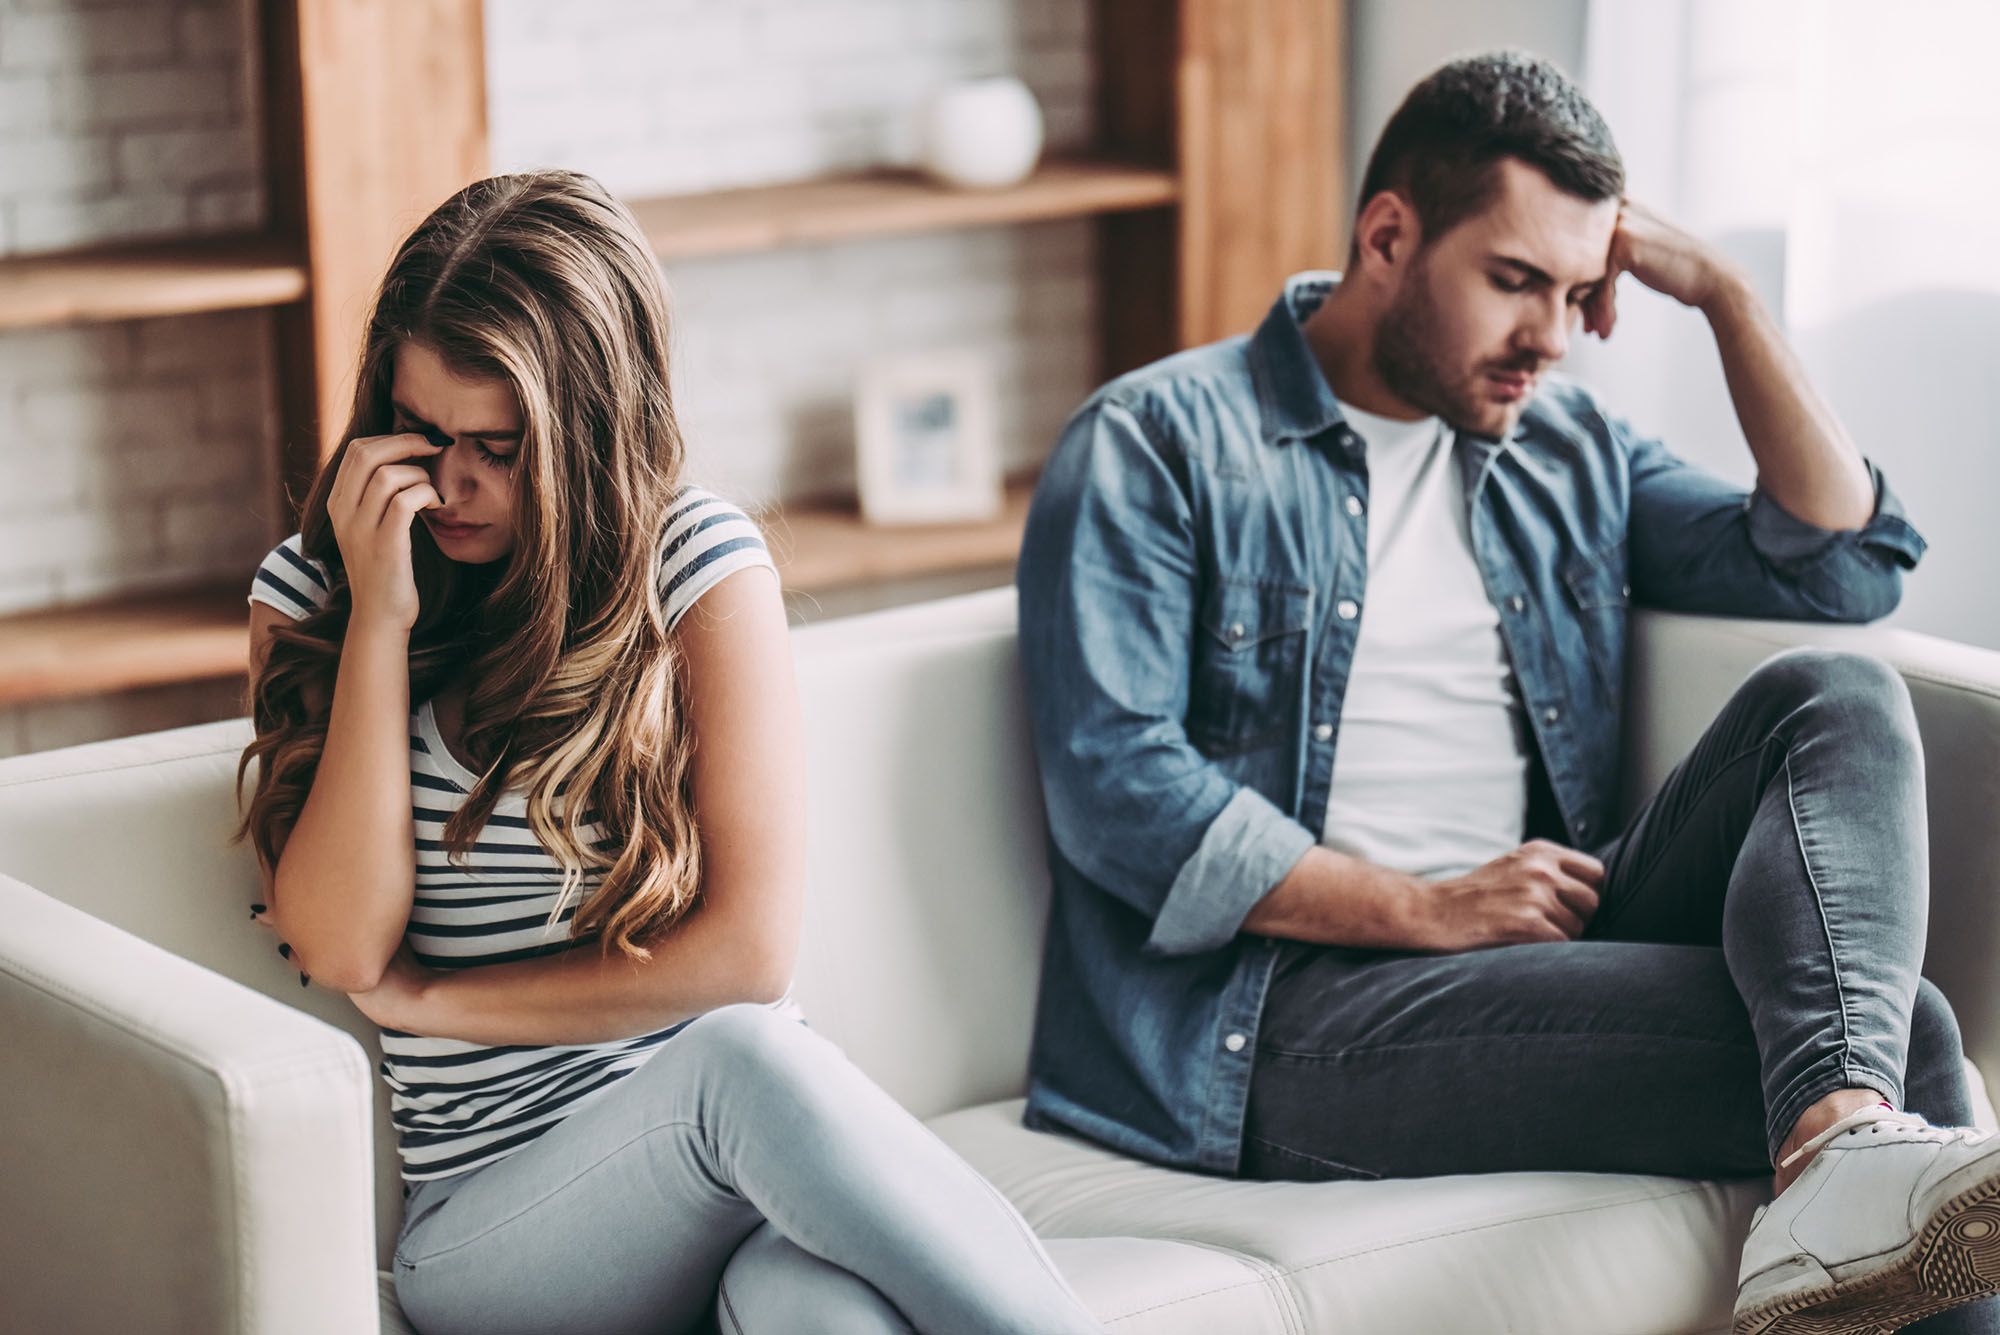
left=275, top=619, right=420, bottom=990
left=400, top=900, right=795, bottom=1047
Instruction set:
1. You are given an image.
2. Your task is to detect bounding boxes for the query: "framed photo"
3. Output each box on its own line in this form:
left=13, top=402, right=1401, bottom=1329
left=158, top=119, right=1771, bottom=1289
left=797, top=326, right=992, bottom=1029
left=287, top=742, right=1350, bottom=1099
left=854, top=349, right=1003, bottom=526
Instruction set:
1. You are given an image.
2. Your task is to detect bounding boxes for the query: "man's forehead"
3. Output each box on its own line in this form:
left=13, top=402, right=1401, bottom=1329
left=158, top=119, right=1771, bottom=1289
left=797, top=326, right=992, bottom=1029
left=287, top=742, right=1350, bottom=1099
left=1455, top=158, right=1619, bottom=284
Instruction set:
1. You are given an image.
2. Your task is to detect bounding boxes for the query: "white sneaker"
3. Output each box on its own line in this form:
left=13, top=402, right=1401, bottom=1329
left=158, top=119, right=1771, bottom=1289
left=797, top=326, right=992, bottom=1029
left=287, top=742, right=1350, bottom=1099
left=1734, top=1105, right=2000, bottom=1333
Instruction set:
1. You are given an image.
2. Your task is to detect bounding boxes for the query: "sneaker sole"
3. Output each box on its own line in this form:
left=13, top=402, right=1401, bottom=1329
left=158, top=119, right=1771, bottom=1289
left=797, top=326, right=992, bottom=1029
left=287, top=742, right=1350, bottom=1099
left=1733, top=1173, right=2000, bottom=1334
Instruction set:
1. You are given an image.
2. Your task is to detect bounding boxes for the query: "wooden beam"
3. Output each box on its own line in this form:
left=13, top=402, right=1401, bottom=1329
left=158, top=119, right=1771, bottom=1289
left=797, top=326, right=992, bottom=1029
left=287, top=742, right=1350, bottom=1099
left=260, top=0, right=490, bottom=526
left=1095, top=0, right=1182, bottom=378
left=1176, top=0, right=1346, bottom=346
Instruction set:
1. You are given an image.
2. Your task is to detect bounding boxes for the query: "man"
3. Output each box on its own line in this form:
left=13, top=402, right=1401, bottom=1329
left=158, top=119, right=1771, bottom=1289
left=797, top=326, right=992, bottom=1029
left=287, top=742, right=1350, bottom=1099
left=1016, top=51, right=2000, bottom=1334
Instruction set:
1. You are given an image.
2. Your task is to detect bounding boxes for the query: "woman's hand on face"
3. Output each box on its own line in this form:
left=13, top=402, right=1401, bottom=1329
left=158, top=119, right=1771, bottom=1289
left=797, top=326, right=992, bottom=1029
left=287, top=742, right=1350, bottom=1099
left=345, top=942, right=437, bottom=1030
left=327, top=432, right=446, bottom=633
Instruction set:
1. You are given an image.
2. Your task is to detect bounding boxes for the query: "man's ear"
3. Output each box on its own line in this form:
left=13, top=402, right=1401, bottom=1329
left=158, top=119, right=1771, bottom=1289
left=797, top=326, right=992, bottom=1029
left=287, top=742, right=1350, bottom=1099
left=1351, top=190, right=1421, bottom=282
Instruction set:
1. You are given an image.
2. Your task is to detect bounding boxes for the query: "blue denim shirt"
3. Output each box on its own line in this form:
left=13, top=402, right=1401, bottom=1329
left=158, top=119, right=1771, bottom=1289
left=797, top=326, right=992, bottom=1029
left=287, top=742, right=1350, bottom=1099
left=1014, top=272, right=1927, bottom=1175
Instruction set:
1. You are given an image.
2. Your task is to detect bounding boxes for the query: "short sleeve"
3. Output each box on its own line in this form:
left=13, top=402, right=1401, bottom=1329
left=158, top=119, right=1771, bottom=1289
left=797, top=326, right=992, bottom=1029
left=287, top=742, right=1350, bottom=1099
left=658, top=487, right=776, bottom=631
left=248, top=533, right=332, bottom=621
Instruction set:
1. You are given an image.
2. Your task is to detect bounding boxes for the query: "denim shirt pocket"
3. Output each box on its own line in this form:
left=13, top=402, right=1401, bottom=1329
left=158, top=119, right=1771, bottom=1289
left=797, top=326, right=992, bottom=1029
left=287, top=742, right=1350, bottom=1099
left=1187, top=578, right=1314, bottom=757
left=1560, top=540, right=1629, bottom=703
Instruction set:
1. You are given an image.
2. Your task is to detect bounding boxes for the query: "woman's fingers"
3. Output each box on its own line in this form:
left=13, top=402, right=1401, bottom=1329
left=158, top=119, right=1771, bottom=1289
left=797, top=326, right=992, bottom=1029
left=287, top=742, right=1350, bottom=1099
left=331, top=434, right=442, bottom=521
left=357, top=464, right=438, bottom=528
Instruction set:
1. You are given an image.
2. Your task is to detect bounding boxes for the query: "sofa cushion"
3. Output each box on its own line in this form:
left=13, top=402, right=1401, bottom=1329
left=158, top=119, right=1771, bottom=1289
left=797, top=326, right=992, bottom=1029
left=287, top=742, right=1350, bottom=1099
left=930, top=1099, right=1763, bottom=1334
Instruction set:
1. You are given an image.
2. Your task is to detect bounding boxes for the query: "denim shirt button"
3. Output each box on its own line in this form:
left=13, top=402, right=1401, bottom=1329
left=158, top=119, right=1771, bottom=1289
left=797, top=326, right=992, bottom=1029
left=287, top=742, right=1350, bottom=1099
left=1543, top=706, right=1561, bottom=724
left=1313, top=722, right=1333, bottom=741
left=1507, top=595, right=1525, bottom=614
left=1344, top=494, right=1364, bottom=517
left=1228, top=621, right=1246, bottom=641
left=1223, top=1032, right=1248, bottom=1053
left=1335, top=599, right=1359, bottom=621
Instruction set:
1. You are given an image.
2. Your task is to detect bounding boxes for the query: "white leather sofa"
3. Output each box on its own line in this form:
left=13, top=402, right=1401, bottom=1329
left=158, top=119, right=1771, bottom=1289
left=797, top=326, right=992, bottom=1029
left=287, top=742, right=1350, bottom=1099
left=4, top=587, right=1999, bottom=1334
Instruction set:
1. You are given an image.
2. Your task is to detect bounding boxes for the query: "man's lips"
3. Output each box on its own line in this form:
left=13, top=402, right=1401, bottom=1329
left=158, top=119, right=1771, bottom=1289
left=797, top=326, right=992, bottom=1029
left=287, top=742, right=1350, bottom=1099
left=1486, top=369, right=1537, bottom=401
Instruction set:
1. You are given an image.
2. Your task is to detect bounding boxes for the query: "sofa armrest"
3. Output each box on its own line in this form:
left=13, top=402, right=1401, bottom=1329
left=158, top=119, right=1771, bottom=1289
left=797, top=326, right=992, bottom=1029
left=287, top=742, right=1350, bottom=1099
left=1624, top=610, right=2000, bottom=1117
left=0, top=874, right=380, bottom=1335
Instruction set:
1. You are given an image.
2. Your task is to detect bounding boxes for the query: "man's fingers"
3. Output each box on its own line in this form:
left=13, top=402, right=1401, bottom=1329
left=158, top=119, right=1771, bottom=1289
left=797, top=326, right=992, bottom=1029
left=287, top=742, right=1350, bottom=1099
left=1555, top=847, right=1606, bottom=886
left=1552, top=875, right=1601, bottom=923
left=1544, top=899, right=1588, bottom=939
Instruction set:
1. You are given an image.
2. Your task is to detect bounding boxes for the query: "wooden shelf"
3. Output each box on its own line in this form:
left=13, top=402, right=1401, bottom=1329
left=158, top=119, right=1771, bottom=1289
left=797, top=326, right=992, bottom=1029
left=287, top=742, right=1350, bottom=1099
left=766, top=477, right=1033, bottom=594
left=0, top=234, right=309, bottom=331
left=628, top=157, right=1179, bottom=262
left=0, top=483, right=1036, bottom=707
left=0, top=583, right=249, bottom=708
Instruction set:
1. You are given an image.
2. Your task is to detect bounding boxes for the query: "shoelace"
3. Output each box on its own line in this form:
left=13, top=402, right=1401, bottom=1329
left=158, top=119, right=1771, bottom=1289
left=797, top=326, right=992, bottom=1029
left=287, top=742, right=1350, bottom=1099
left=1780, top=1107, right=1992, bottom=1170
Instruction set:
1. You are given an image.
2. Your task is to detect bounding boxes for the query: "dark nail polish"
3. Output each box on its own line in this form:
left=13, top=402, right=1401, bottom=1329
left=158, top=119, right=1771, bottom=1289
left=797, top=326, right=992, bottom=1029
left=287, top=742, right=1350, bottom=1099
left=278, top=943, right=292, bottom=959
left=249, top=903, right=266, bottom=913
left=299, top=972, right=310, bottom=987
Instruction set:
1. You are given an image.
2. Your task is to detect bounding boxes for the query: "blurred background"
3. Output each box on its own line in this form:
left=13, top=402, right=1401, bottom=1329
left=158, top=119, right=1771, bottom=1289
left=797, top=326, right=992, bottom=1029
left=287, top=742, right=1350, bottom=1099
left=0, top=0, right=1994, bottom=759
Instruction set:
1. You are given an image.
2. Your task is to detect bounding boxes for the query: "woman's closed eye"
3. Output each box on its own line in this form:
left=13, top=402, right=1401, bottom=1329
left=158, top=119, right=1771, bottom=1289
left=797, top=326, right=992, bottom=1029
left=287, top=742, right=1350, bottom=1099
left=397, top=418, right=516, bottom=470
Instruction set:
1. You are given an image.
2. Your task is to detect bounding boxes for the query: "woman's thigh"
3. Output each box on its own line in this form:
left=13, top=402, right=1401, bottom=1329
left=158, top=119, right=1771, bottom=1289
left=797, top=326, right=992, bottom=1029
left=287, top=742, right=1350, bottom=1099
left=1243, top=939, right=1772, bottom=1182
left=391, top=1042, right=766, bottom=1335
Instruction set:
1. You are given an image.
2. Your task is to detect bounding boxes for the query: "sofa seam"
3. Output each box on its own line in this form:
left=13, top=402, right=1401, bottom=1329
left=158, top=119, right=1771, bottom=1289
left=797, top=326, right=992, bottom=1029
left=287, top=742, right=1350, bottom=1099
left=1284, top=1179, right=1713, bottom=1277
left=0, top=742, right=242, bottom=789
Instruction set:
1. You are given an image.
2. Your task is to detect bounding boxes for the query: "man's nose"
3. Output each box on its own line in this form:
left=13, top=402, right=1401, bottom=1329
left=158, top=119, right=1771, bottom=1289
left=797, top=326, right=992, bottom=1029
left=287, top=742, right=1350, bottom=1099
left=1519, top=295, right=1570, bottom=363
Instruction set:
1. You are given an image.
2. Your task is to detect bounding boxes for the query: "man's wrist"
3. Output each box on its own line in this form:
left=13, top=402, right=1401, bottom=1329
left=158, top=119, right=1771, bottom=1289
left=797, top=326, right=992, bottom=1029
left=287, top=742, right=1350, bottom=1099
left=1374, top=866, right=1436, bottom=950
left=1696, top=262, right=1757, bottom=323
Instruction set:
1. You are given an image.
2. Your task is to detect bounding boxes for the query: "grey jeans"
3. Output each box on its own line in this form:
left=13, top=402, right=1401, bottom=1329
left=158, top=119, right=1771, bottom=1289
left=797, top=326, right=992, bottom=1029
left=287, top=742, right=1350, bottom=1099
left=1242, top=647, right=1999, bottom=1333
left=391, top=1005, right=1101, bottom=1335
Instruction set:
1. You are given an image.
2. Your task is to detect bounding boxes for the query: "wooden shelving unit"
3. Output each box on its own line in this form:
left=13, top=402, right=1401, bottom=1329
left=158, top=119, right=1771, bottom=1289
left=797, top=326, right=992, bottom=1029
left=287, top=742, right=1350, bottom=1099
left=629, top=158, right=1179, bottom=262
left=0, top=0, right=1345, bottom=716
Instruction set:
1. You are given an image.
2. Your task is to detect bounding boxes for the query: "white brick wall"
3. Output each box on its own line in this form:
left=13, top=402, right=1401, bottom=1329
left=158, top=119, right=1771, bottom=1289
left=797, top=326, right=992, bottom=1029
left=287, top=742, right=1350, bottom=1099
left=2, top=0, right=1103, bottom=753
left=485, top=0, right=1102, bottom=505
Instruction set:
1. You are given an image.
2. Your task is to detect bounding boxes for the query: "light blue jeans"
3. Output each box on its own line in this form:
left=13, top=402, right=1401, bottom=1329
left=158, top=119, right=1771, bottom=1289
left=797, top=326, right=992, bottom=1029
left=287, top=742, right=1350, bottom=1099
left=391, top=1005, right=1102, bottom=1335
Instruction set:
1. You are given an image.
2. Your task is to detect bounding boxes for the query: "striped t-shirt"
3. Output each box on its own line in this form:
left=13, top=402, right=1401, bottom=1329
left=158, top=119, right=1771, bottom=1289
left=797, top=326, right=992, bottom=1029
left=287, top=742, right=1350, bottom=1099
left=247, top=487, right=795, bottom=1181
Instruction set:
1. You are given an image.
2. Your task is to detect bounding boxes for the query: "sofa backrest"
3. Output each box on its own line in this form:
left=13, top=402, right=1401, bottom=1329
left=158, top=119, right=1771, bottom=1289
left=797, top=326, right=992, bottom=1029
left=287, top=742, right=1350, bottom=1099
left=0, top=586, right=1047, bottom=1252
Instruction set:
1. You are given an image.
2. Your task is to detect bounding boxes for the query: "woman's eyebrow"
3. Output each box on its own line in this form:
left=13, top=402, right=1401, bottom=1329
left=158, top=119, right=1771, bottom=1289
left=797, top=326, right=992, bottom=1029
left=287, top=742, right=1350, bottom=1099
left=390, top=399, right=523, bottom=441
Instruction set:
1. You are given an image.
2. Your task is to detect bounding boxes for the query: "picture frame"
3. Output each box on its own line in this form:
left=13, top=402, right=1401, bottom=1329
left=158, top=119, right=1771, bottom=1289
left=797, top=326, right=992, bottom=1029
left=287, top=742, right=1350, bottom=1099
left=854, top=349, right=1004, bottom=526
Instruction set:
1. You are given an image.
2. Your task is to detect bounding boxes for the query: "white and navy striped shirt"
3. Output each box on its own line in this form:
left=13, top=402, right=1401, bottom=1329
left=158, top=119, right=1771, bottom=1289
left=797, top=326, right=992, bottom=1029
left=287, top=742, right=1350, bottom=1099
left=248, top=487, right=794, bottom=1181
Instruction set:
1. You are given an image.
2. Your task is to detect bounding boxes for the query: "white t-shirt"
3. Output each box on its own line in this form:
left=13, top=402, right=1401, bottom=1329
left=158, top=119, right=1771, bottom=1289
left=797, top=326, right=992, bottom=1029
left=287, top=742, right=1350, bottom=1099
left=1319, top=406, right=1529, bottom=878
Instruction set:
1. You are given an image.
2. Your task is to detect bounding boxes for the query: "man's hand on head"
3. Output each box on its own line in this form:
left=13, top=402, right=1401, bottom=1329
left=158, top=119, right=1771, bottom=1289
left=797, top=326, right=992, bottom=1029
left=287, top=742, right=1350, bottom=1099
left=1582, top=200, right=1749, bottom=339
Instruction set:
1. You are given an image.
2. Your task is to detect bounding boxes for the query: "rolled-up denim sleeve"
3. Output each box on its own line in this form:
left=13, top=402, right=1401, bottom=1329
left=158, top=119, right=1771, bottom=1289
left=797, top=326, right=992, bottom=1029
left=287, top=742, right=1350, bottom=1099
left=1622, top=418, right=1926, bottom=623
left=1016, top=398, right=1315, bottom=956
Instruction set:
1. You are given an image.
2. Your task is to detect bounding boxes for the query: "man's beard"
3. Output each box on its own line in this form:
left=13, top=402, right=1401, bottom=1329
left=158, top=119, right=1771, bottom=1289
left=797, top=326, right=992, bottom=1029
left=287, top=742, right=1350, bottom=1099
left=1372, top=265, right=1527, bottom=440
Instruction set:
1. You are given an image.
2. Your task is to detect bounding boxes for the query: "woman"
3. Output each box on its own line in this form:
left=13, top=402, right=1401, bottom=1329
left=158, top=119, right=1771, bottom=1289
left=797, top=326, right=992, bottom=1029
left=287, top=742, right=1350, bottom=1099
left=236, top=170, right=1100, bottom=1335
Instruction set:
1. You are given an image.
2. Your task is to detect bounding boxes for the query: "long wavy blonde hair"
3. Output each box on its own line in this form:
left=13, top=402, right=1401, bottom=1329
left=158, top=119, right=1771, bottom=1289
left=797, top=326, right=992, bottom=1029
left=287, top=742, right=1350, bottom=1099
left=236, top=169, right=709, bottom=961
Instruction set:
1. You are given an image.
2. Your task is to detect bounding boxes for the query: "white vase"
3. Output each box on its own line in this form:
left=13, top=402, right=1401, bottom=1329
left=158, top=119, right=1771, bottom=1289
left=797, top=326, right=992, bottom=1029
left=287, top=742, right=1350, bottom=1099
left=918, top=76, right=1045, bottom=190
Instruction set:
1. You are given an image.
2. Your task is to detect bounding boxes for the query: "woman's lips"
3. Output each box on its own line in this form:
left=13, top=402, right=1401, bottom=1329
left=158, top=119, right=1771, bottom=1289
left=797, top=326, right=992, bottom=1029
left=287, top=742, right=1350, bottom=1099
left=424, top=513, right=487, bottom=539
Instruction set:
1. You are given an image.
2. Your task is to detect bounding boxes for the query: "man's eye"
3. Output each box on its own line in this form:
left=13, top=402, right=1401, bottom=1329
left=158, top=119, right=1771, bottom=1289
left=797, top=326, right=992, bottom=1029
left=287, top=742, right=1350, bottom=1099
left=1490, top=275, right=1527, bottom=294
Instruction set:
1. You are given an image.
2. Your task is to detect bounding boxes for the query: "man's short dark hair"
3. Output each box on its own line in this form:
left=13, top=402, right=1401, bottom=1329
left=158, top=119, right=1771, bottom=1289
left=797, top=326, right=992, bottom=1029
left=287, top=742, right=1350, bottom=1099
left=1356, top=51, right=1624, bottom=247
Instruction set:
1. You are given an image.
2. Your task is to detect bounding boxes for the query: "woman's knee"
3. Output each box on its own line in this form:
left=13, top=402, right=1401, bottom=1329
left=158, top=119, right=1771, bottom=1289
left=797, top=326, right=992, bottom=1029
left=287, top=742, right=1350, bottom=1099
left=675, top=1004, right=825, bottom=1087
